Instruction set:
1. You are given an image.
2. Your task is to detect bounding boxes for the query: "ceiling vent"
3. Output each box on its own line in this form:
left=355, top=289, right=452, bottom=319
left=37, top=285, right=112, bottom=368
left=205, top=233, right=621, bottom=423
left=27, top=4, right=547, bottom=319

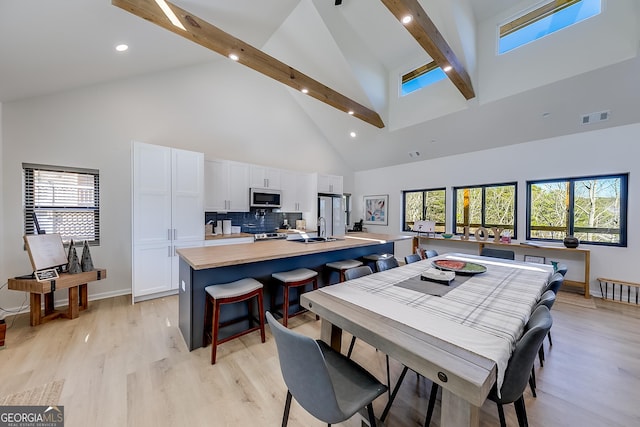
left=408, top=151, right=421, bottom=158
left=581, top=110, right=610, bottom=125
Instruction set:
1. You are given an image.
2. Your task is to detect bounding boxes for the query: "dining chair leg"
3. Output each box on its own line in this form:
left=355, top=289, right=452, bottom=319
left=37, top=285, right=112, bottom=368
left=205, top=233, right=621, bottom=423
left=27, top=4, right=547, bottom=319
left=385, top=354, right=391, bottom=399
left=496, top=402, right=507, bottom=427
left=346, top=335, right=356, bottom=358
left=514, top=395, right=529, bottom=427
left=367, top=403, right=377, bottom=427
left=423, top=381, right=439, bottom=427
left=529, top=367, right=537, bottom=397
left=380, top=365, right=409, bottom=422
left=538, top=346, right=545, bottom=366
left=547, top=330, right=553, bottom=346
left=282, top=390, right=292, bottom=427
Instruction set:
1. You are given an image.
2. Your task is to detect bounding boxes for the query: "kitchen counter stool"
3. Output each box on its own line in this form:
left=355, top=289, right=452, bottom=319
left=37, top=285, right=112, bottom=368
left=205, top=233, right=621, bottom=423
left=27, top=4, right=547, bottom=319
left=271, top=268, right=319, bottom=328
left=203, top=278, right=265, bottom=364
left=326, top=259, right=363, bottom=283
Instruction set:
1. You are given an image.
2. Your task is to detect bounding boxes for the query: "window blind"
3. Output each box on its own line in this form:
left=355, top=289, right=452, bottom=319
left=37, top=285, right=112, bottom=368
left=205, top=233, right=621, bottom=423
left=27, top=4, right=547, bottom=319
left=23, top=163, right=100, bottom=245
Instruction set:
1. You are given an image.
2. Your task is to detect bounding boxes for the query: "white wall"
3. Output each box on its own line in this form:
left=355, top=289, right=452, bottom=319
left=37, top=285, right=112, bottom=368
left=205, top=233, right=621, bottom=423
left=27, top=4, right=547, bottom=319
left=0, top=61, right=354, bottom=315
left=354, top=122, right=640, bottom=296
left=478, top=0, right=639, bottom=104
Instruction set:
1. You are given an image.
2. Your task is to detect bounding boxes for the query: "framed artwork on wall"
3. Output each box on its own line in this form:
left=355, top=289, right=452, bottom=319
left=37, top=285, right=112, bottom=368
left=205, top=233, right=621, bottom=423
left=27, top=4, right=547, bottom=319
left=524, top=255, right=545, bottom=264
left=363, top=194, right=388, bottom=225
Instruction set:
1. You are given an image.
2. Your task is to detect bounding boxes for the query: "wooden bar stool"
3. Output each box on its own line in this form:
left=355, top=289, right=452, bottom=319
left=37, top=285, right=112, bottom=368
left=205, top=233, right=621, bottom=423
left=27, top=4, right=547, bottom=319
left=203, top=278, right=266, bottom=364
left=271, top=268, right=319, bottom=328
left=326, top=259, right=363, bottom=283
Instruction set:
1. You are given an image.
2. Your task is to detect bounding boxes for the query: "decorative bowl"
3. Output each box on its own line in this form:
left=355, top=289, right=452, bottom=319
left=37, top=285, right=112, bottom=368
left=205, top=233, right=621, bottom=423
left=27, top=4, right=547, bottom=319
left=441, top=233, right=453, bottom=239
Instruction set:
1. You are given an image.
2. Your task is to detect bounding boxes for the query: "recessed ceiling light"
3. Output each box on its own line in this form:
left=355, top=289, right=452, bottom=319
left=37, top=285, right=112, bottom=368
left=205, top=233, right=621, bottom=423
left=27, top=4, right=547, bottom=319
left=348, top=110, right=354, bottom=115
left=401, top=15, right=413, bottom=24
left=115, top=44, right=129, bottom=52
left=350, top=131, right=357, bottom=138
left=443, top=65, right=452, bottom=72
left=301, top=88, right=309, bottom=94
left=228, top=53, right=239, bottom=61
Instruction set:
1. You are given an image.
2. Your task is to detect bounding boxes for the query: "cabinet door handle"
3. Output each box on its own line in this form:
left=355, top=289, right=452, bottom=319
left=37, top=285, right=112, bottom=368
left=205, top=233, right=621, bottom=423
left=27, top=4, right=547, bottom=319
left=168, top=229, right=172, bottom=240
left=168, top=246, right=172, bottom=257
left=173, top=229, right=177, bottom=240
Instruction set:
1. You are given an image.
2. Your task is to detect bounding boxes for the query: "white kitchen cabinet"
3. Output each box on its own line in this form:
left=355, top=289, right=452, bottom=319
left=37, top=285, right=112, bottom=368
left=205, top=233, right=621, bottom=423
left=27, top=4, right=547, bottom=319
left=281, top=170, right=314, bottom=212
left=250, top=165, right=281, bottom=189
left=205, top=160, right=249, bottom=211
left=317, top=174, right=343, bottom=195
left=132, top=142, right=204, bottom=301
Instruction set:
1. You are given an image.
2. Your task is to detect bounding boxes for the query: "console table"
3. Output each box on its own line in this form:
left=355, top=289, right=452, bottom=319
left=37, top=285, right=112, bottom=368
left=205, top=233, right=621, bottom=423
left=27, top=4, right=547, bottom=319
left=414, top=236, right=591, bottom=298
left=8, top=269, right=107, bottom=326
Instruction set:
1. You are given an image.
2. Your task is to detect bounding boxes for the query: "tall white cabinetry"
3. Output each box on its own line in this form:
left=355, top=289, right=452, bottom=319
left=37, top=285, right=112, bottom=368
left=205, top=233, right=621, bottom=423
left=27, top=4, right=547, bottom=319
left=205, top=160, right=250, bottom=212
left=250, top=165, right=281, bottom=189
left=317, top=174, right=343, bottom=195
left=280, top=170, right=314, bottom=212
left=132, top=142, right=204, bottom=302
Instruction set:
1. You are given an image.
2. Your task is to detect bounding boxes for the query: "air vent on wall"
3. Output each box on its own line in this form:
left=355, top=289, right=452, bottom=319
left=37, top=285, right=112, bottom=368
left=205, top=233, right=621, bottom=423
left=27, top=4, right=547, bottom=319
left=581, top=110, right=610, bottom=125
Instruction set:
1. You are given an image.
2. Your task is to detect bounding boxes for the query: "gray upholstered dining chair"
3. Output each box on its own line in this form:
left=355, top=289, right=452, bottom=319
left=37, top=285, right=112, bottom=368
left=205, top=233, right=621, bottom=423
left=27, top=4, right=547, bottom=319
left=266, top=311, right=387, bottom=427
left=543, top=272, right=564, bottom=294
left=404, top=254, right=422, bottom=264
left=480, top=247, right=515, bottom=260
left=343, top=265, right=373, bottom=281
left=555, top=263, right=568, bottom=276
left=424, top=249, right=438, bottom=259
left=424, top=306, right=553, bottom=427
left=376, top=256, right=399, bottom=271
left=529, top=290, right=557, bottom=396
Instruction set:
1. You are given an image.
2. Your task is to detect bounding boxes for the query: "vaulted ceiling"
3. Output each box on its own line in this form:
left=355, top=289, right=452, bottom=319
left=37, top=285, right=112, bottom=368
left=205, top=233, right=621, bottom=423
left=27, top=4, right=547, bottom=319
left=1, top=0, right=639, bottom=171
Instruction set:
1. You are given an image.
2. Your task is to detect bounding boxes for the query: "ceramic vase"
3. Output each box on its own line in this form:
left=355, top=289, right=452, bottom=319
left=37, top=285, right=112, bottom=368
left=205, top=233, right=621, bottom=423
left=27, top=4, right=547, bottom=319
left=563, top=236, right=580, bottom=248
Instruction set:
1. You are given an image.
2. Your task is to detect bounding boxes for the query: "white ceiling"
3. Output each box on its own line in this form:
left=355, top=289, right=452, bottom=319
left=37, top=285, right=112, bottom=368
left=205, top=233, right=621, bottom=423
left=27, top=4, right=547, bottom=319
left=1, top=0, right=639, bottom=171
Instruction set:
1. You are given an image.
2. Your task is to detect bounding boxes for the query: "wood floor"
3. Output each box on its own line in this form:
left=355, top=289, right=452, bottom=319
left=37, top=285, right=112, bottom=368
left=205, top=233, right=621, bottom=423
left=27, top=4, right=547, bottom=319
left=1, top=293, right=639, bottom=427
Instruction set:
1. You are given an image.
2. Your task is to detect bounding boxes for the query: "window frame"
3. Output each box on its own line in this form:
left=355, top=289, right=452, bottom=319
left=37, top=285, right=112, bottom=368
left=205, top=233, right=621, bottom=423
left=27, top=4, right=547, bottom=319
left=498, top=0, right=602, bottom=54
left=453, top=182, right=518, bottom=239
left=400, top=60, right=447, bottom=96
left=401, top=187, right=446, bottom=232
left=526, top=173, right=628, bottom=247
left=23, top=163, right=101, bottom=246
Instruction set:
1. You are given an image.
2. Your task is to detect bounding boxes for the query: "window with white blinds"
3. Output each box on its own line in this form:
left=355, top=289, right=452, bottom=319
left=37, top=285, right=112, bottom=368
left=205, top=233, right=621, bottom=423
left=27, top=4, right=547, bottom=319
left=23, top=163, right=100, bottom=245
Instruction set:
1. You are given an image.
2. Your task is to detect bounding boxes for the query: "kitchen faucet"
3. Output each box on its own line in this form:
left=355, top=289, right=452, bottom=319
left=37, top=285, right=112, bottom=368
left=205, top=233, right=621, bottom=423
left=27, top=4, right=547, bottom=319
left=318, top=217, right=326, bottom=239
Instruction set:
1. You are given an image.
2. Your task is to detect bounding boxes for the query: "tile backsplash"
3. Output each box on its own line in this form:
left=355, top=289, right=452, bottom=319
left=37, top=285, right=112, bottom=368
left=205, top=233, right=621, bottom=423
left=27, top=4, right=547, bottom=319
left=205, top=211, right=303, bottom=234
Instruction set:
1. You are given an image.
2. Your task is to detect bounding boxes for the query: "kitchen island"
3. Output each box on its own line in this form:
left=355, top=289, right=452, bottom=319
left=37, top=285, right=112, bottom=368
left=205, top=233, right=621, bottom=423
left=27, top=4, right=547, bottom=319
left=177, top=233, right=411, bottom=350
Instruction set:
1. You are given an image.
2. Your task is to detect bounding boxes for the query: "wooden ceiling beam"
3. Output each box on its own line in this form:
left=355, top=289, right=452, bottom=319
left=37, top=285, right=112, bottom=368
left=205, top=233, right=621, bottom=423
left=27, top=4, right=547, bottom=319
left=380, top=0, right=475, bottom=100
left=112, top=0, right=384, bottom=128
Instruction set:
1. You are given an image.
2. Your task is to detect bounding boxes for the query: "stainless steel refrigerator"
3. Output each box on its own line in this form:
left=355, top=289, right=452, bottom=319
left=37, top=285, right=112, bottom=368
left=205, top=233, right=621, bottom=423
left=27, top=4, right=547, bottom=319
left=318, top=195, right=345, bottom=237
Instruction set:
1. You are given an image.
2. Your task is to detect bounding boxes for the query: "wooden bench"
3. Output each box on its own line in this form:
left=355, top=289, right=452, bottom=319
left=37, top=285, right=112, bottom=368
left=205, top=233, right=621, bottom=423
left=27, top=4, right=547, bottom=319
left=8, top=269, right=106, bottom=326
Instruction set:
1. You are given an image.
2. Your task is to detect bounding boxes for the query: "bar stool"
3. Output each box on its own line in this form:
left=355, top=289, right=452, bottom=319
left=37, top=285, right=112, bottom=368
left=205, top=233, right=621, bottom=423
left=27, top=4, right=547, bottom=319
left=362, top=253, right=393, bottom=272
left=203, top=278, right=266, bottom=365
left=271, top=268, right=319, bottom=328
left=326, top=259, right=363, bottom=283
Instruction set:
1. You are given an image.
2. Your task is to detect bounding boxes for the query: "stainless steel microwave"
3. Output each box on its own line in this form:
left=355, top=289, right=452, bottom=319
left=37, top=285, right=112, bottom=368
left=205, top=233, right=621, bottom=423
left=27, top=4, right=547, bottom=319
left=250, top=188, right=281, bottom=208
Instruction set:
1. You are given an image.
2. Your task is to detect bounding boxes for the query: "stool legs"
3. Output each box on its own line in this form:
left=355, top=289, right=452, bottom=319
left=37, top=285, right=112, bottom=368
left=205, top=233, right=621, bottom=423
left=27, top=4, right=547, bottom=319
left=274, top=278, right=318, bottom=328
left=205, top=289, right=265, bottom=365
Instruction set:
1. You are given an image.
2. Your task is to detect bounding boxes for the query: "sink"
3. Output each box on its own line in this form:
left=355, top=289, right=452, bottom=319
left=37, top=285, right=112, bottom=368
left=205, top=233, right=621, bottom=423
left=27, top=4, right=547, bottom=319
left=289, top=237, right=339, bottom=243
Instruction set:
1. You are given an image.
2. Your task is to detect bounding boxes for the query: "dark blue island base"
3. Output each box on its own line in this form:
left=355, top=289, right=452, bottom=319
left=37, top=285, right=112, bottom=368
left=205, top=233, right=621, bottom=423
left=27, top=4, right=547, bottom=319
left=178, top=241, right=394, bottom=351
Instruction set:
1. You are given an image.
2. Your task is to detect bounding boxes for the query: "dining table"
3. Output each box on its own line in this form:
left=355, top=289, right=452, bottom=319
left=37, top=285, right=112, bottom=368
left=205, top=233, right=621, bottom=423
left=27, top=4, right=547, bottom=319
left=300, top=252, right=553, bottom=427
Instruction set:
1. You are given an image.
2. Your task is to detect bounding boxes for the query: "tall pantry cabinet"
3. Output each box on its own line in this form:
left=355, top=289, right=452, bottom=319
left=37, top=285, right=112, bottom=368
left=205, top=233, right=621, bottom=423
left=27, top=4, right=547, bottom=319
left=132, top=141, right=204, bottom=302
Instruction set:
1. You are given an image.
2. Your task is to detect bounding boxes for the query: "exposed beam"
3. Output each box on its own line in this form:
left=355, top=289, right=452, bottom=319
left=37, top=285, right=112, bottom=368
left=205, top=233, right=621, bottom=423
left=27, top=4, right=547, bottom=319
left=112, top=0, right=384, bottom=128
left=380, top=0, right=475, bottom=100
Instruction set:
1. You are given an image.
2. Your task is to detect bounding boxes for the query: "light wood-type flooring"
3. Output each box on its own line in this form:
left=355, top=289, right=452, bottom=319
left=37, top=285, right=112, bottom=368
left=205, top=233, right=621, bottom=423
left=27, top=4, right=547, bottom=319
left=1, top=293, right=639, bottom=427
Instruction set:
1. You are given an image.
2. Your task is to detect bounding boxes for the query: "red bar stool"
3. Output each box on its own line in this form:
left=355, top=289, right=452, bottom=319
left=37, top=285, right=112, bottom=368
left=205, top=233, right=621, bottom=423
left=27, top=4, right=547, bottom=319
left=326, top=259, right=363, bottom=283
left=271, top=268, right=319, bottom=328
left=203, top=278, right=266, bottom=364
